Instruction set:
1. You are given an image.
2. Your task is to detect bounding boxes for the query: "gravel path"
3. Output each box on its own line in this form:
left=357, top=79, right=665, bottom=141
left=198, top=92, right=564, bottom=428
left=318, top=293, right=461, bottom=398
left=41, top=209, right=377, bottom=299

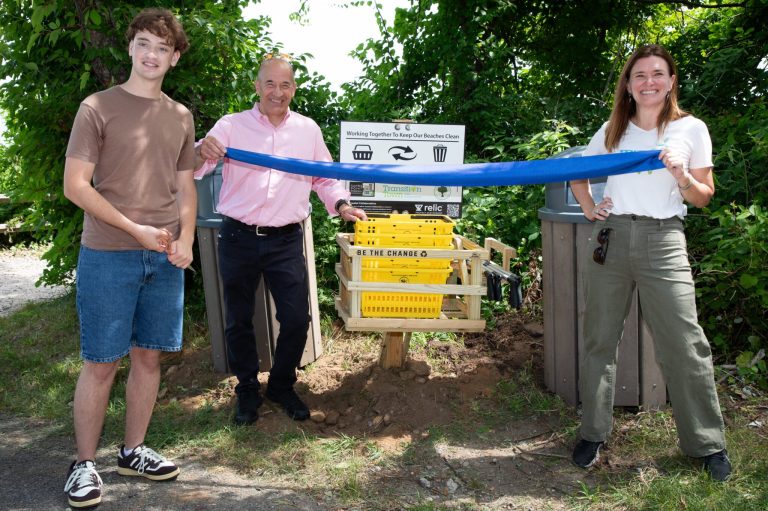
left=0, top=247, right=68, bottom=316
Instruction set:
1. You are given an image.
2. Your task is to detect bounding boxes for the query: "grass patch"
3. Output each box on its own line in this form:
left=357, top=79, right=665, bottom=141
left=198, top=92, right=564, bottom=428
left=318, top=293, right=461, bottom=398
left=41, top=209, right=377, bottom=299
left=568, top=400, right=768, bottom=510
left=0, top=292, right=81, bottom=418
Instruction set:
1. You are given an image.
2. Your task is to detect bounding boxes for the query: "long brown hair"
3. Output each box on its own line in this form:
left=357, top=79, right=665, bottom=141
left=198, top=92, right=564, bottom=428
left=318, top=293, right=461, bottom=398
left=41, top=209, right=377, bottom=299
left=604, top=44, right=687, bottom=151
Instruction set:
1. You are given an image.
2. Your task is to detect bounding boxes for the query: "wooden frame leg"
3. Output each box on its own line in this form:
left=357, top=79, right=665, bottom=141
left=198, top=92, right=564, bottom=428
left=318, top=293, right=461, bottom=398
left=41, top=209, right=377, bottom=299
left=379, top=332, right=412, bottom=369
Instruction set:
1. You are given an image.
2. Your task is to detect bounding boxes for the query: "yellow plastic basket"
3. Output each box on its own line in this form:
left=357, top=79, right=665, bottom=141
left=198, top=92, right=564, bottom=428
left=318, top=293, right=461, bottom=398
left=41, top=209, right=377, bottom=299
left=350, top=214, right=457, bottom=318
left=361, top=292, right=444, bottom=318
left=361, top=257, right=452, bottom=270
left=355, top=232, right=454, bottom=248
left=361, top=267, right=451, bottom=283
left=359, top=267, right=452, bottom=318
left=355, top=213, right=455, bottom=235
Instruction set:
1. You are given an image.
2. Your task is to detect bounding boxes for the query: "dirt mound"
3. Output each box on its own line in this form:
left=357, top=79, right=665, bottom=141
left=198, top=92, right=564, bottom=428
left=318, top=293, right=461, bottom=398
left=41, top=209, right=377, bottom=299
left=161, top=314, right=546, bottom=449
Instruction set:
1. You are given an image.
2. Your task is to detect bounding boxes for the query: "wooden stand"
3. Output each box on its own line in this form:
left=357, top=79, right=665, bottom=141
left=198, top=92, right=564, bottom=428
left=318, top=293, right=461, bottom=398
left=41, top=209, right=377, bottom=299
left=380, top=332, right=412, bottom=369
left=335, top=233, right=493, bottom=368
left=484, top=237, right=517, bottom=271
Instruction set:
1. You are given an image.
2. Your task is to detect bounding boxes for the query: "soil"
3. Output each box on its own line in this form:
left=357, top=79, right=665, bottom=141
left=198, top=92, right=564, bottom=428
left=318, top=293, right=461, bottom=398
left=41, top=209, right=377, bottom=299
left=0, top=247, right=595, bottom=510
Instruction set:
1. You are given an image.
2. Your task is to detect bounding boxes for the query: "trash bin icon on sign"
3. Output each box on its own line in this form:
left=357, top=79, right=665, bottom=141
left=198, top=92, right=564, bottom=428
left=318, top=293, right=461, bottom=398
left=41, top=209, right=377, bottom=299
left=433, top=144, right=447, bottom=162
left=353, top=144, right=373, bottom=160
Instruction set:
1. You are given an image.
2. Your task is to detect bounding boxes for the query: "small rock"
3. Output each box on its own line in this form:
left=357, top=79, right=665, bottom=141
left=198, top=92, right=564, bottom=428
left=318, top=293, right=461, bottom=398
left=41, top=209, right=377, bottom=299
left=446, top=478, right=459, bottom=494
left=157, top=387, right=168, bottom=399
left=165, top=365, right=178, bottom=376
left=383, top=413, right=392, bottom=426
left=415, top=376, right=427, bottom=384
left=369, top=415, right=384, bottom=431
left=523, top=322, right=544, bottom=337
left=399, top=370, right=416, bottom=380
left=343, top=406, right=354, bottom=416
left=310, top=411, right=326, bottom=423
left=407, top=360, right=432, bottom=377
left=325, top=410, right=340, bottom=425
left=419, top=477, right=432, bottom=489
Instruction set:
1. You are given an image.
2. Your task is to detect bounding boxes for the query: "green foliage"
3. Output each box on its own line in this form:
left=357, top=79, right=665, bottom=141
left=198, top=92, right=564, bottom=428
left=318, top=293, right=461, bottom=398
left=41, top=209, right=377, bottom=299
left=310, top=195, right=346, bottom=316
left=3, top=0, right=768, bottom=376
left=694, top=204, right=768, bottom=374
left=0, top=1, right=280, bottom=285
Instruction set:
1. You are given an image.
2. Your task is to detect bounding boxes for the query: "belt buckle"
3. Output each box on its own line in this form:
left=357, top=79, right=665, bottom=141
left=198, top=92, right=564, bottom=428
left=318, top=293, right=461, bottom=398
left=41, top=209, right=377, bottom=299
left=254, top=225, right=268, bottom=236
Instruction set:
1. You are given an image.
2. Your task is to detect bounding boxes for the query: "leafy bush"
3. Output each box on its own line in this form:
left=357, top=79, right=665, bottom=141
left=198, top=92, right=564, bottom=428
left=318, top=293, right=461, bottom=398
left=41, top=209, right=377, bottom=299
left=694, top=203, right=768, bottom=384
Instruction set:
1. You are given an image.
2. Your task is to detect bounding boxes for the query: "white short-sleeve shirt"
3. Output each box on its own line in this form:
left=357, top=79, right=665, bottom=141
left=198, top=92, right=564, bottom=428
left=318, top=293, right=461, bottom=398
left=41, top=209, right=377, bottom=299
left=583, top=116, right=713, bottom=219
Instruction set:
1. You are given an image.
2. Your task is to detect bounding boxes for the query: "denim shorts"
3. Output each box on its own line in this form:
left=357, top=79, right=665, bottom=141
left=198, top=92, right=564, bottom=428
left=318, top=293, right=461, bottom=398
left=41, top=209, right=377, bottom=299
left=76, top=246, right=184, bottom=362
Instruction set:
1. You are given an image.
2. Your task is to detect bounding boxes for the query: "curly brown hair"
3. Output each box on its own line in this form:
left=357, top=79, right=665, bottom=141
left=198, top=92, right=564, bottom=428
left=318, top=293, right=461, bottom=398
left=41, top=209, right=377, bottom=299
left=125, top=8, right=189, bottom=54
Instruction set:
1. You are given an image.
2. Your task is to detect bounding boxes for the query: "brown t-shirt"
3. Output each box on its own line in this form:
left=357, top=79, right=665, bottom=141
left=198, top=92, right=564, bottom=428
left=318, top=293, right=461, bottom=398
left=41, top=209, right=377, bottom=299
left=66, top=85, right=195, bottom=250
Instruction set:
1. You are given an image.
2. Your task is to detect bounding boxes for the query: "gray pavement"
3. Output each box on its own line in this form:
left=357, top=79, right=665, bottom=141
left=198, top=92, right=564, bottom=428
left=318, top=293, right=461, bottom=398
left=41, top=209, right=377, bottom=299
left=0, top=414, right=324, bottom=511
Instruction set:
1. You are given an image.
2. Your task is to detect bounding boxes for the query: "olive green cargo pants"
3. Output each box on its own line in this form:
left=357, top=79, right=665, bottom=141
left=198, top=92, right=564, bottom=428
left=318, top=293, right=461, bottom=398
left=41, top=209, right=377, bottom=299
left=579, top=214, right=725, bottom=457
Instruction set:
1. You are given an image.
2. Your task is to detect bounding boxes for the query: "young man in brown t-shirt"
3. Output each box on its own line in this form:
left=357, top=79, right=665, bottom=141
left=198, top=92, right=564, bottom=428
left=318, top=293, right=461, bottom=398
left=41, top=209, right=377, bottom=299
left=62, top=9, right=195, bottom=508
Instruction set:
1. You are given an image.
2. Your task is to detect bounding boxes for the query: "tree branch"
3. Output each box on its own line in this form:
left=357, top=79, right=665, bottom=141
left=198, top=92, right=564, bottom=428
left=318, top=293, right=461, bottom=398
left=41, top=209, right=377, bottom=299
left=636, top=0, right=746, bottom=8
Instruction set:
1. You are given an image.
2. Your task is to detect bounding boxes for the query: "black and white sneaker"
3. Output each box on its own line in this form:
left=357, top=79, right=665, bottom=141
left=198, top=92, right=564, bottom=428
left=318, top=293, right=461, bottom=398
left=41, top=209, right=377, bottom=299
left=117, top=444, right=180, bottom=481
left=572, top=439, right=604, bottom=468
left=64, top=460, right=102, bottom=508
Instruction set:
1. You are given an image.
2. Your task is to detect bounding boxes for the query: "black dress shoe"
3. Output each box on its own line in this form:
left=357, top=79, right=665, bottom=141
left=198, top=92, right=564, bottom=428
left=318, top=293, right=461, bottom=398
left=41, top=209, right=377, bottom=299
left=234, top=388, right=262, bottom=425
left=265, top=388, right=310, bottom=421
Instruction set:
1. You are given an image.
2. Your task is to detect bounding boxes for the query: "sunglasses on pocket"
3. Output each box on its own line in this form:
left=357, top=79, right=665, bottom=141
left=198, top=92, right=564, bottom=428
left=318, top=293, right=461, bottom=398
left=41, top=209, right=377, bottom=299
left=593, top=228, right=611, bottom=265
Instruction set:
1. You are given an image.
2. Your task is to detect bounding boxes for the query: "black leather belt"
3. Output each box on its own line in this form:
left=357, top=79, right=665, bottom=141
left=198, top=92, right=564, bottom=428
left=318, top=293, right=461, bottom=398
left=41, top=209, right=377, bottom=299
left=224, top=217, right=300, bottom=236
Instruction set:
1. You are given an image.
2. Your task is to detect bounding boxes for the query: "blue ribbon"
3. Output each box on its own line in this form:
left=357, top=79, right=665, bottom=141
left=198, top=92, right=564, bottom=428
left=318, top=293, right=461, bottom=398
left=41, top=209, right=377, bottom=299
left=224, top=147, right=665, bottom=186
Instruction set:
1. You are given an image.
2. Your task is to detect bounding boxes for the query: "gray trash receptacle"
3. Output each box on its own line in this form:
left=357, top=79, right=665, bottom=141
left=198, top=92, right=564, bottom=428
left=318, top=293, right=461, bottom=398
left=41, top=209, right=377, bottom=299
left=195, top=163, right=323, bottom=373
left=538, top=147, right=666, bottom=408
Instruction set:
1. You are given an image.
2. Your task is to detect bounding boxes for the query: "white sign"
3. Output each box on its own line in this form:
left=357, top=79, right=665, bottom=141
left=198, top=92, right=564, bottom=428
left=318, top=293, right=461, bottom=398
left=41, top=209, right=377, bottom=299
left=339, top=121, right=466, bottom=218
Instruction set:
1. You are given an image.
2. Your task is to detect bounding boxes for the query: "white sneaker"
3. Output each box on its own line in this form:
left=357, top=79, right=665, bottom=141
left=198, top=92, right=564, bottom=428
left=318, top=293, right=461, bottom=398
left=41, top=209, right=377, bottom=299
left=64, top=460, right=102, bottom=508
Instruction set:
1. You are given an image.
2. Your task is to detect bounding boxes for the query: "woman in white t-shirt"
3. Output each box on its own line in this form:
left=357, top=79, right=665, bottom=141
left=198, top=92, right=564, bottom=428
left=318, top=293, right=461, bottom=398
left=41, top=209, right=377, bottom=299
left=569, top=44, right=731, bottom=481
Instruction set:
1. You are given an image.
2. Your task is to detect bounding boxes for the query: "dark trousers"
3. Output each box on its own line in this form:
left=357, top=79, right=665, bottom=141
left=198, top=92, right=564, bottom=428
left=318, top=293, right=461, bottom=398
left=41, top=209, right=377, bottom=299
left=217, top=219, right=310, bottom=396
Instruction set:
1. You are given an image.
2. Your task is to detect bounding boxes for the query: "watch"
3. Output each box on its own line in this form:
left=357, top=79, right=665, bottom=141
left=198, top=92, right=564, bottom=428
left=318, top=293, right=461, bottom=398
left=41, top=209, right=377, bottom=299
left=335, top=199, right=351, bottom=214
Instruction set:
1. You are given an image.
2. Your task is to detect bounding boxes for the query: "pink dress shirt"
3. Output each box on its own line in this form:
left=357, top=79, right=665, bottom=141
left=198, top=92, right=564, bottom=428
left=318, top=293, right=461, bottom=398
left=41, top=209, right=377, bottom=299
left=194, top=105, right=349, bottom=227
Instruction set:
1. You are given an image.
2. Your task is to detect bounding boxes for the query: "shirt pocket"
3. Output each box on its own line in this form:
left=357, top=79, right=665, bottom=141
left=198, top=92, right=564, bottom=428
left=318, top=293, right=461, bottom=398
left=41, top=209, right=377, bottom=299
left=647, top=230, right=689, bottom=271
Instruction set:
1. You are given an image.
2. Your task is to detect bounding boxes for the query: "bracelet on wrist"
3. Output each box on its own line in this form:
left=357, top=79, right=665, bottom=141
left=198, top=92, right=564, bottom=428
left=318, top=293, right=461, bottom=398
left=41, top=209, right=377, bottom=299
left=678, top=178, right=694, bottom=191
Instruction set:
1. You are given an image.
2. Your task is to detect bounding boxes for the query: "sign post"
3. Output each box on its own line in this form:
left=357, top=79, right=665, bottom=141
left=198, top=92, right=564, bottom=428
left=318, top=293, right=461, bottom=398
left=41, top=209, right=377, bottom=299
left=340, top=121, right=466, bottom=218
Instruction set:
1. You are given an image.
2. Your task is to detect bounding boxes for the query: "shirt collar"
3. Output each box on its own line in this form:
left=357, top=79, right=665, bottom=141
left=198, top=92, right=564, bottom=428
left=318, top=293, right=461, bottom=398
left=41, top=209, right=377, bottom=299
left=251, top=103, right=292, bottom=127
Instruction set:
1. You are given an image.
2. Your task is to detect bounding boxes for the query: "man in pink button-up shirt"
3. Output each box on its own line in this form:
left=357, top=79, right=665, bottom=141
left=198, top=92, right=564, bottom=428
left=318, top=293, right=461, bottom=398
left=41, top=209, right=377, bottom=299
left=194, top=56, right=366, bottom=426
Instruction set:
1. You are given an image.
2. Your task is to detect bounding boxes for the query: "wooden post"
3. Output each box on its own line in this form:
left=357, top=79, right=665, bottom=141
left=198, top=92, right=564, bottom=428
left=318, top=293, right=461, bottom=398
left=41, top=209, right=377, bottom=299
left=379, top=332, right=412, bottom=369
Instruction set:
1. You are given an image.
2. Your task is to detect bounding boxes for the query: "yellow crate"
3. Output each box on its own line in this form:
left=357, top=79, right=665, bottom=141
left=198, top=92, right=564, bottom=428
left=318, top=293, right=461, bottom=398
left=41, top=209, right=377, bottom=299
left=362, top=267, right=451, bottom=284
left=362, top=257, right=452, bottom=270
left=355, top=213, right=455, bottom=235
left=360, top=267, right=451, bottom=318
left=355, top=232, right=454, bottom=248
left=362, top=292, right=444, bottom=318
